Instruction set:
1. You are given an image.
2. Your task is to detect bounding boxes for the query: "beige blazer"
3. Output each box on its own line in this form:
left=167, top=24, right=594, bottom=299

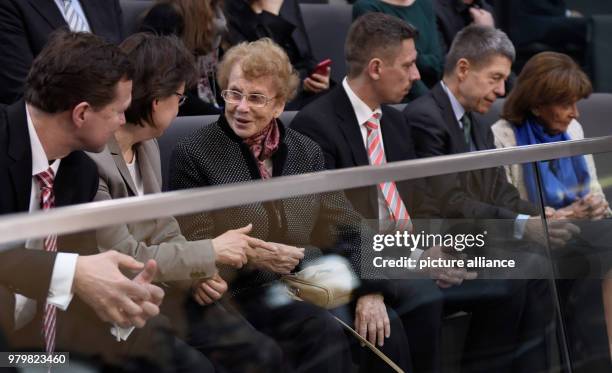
left=491, top=119, right=608, bottom=209
left=87, top=137, right=216, bottom=282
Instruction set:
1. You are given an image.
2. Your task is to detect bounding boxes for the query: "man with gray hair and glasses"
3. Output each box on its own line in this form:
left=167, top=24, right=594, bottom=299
left=404, top=25, right=574, bottom=372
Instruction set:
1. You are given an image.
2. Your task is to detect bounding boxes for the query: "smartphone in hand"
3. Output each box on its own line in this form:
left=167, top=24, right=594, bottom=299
left=311, top=59, right=332, bottom=76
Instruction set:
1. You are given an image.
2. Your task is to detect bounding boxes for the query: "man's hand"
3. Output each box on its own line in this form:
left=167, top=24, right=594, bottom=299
left=303, top=69, right=330, bottom=94
left=354, top=294, right=390, bottom=347
left=469, top=7, right=495, bottom=27
left=212, top=224, right=263, bottom=268
left=421, top=246, right=477, bottom=288
left=192, top=273, right=228, bottom=306
left=248, top=242, right=304, bottom=274
left=73, top=251, right=163, bottom=328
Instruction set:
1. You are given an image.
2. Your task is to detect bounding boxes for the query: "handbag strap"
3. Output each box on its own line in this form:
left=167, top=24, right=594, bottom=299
left=333, top=316, right=406, bottom=373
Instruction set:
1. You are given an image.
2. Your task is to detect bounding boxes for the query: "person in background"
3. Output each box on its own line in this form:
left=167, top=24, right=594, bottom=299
left=433, top=0, right=495, bottom=54
left=493, top=51, right=612, bottom=372
left=224, top=0, right=331, bottom=110
left=140, top=0, right=227, bottom=115
left=0, top=0, right=124, bottom=104
left=352, top=0, right=443, bottom=99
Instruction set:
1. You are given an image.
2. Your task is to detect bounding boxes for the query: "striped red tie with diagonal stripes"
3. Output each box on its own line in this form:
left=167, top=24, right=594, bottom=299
left=365, top=113, right=413, bottom=231
left=35, top=168, right=57, bottom=355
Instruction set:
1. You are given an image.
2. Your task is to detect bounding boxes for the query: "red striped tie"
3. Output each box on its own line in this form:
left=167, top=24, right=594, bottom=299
left=365, top=114, right=413, bottom=231
left=35, top=168, right=57, bottom=355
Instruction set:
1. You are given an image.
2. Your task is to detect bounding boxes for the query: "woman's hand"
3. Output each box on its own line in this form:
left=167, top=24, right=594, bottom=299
left=354, top=294, right=390, bottom=347
left=584, top=193, right=609, bottom=220
left=247, top=242, right=304, bottom=274
left=212, top=224, right=274, bottom=268
left=192, top=273, right=228, bottom=306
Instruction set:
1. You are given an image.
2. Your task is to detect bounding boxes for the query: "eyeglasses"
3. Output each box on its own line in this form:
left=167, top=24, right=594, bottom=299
left=221, top=89, right=275, bottom=108
left=174, top=92, right=187, bottom=106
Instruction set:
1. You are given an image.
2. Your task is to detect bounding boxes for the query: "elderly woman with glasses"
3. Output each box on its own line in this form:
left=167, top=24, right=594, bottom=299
left=170, top=38, right=414, bottom=373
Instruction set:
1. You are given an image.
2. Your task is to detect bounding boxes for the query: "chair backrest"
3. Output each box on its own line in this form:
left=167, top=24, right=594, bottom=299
left=120, top=0, right=152, bottom=37
left=299, top=3, right=353, bottom=83
left=158, top=115, right=219, bottom=190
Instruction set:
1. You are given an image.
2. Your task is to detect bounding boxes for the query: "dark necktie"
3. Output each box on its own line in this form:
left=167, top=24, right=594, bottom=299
left=460, top=113, right=472, bottom=147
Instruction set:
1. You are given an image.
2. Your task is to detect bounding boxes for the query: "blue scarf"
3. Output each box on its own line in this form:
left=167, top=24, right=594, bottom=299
left=514, top=117, right=590, bottom=208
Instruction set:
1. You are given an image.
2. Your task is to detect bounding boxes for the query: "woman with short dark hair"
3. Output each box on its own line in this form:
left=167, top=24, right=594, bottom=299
left=87, top=33, right=283, bottom=372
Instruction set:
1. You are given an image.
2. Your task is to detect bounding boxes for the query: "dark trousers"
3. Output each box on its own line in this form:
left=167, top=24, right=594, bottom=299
left=161, top=289, right=282, bottom=373
left=234, top=286, right=353, bottom=373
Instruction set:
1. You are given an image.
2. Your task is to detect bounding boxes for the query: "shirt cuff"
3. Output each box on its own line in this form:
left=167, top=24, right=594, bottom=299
left=409, top=248, right=424, bottom=271
left=514, top=214, right=530, bottom=239
left=47, top=253, right=77, bottom=311
left=111, top=325, right=136, bottom=341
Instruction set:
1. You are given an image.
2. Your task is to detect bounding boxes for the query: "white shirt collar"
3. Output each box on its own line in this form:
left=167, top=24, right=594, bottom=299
left=342, top=77, right=383, bottom=126
left=26, top=103, right=61, bottom=177
left=440, top=80, right=466, bottom=126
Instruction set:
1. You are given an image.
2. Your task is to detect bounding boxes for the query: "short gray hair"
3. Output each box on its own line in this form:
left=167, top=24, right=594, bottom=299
left=444, top=25, right=515, bottom=76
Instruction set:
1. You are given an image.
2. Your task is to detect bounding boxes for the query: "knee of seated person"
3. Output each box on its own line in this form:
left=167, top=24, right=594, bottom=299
left=395, top=279, right=444, bottom=313
left=253, top=333, right=283, bottom=371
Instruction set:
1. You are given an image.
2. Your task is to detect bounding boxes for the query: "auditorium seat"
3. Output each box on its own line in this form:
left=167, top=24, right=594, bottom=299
left=120, top=0, right=152, bottom=37
left=299, top=3, right=353, bottom=83
left=159, top=112, right=297, bottom=190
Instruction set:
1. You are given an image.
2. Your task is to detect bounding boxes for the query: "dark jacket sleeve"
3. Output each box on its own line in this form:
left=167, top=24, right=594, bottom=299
left=0, top=247, right=57, bottom=300
left=0, top=0, right=33, bottom=104
left=404, top=102, right=522, bottom=220
left=290, top=110, right=339, bottom=170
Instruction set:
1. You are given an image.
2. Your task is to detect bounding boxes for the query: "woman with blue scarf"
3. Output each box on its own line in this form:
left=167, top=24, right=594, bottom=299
left=492, top=51, right=608, bottom=220
left=492, top=51, right=612, bottom=363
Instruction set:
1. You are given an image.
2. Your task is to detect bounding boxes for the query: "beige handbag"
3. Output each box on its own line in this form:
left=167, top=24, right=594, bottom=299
left=282, top=255, right=357, bottom=309
left=282, top=255, right=406, bottom=373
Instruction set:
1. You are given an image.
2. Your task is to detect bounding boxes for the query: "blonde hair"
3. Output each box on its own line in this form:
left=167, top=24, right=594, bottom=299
left=217, top=38, right=299, bottom=102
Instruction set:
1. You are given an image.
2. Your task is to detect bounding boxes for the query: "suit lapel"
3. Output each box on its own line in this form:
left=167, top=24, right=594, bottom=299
left=108, top=138, right=138, bottom=196
left=332, top=88, right=379, bottom=218
left=379, top=110, right=402, bottom=163
left=7, top=102, right=33, bottom=213
left=27, top=0, right=67, bottom=31
left=333, top=88, right=370, bottom=167
left=431, top=83, right=469, bottom=153
left=471, top=116, right=490, bottom=151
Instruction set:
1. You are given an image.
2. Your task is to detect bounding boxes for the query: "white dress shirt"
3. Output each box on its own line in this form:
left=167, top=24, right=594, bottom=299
left=14, top=105, right=78, bottom=329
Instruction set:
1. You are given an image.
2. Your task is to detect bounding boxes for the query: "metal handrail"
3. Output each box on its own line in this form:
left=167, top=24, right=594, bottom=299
left=1, top=136, right=611, bottom=244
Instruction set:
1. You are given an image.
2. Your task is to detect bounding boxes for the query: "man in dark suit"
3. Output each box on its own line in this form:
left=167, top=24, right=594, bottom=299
left=0, top=0, right=124, bottom=104
left=0, top=30, right=169, bottom=367
left=403, top=25, right=574, bottom=372
left=291, top=13, right=473, bottom=373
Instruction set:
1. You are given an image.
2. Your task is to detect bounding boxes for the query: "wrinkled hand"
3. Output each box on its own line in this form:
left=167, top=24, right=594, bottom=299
left=192, top=273, right=228, bottom=306
left=304, top=69, right=330, bottom=93
left=421, top=246, right=477, bottom=288
left=355, top=294, right=390, bottom=347
left=584, top=193, right=609, bottom=220
left=524, top=216, right=580, bottom=248
left=213, top=224, right=269, bottom=268
left=248, top=242, right=304, bottom=274
left=73, top=251, right=163, bottom=328
left=469, top=7, right=495, bottom=27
